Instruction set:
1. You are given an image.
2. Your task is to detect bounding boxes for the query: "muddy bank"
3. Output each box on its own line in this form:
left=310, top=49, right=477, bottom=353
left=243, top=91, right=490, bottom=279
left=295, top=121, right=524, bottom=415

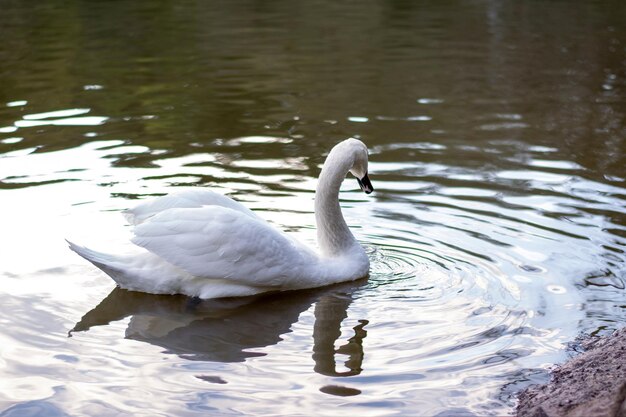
left=517, top=327, right=626, bottom=417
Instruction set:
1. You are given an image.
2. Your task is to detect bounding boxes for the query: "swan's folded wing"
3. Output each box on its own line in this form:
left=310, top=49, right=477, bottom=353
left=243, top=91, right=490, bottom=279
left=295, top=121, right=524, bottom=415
left=124, top=189, right=258, bottom=225
left=130, top=206, right=314, bottom=287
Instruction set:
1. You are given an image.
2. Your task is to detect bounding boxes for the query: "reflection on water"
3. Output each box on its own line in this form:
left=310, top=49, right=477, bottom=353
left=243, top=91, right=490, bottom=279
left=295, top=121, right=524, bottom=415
left=72, top=283, right=366, bottom=373
left=0, top=0, right=625, bottom=416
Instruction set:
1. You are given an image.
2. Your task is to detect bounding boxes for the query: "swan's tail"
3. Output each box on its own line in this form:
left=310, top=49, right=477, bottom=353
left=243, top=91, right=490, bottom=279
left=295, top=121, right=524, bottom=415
left=67, top=240, right=116, bottom=266
left=66, top=239, right=193, bottom=295
left=66, top=240, right=135, bottom=287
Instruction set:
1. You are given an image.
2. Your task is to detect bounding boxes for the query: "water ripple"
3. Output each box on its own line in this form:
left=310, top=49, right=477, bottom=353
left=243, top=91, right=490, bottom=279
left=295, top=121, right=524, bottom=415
left=1, top=1, right=625, bottom=415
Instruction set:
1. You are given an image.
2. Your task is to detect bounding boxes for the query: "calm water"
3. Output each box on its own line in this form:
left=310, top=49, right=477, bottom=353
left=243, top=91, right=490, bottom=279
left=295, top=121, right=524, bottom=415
left=1, top=1, right=625, bottom=416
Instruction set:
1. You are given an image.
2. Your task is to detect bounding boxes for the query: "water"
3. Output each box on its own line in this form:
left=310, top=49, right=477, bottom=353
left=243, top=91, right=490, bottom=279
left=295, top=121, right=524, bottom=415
left=1, top=1, right=625, bottom=415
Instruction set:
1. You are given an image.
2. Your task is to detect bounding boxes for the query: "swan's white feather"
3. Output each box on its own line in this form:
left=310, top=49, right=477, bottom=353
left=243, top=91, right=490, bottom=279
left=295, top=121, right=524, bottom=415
left=131, top=206, right=317, bottom=289
left=124, top=189, right=258, bottom=225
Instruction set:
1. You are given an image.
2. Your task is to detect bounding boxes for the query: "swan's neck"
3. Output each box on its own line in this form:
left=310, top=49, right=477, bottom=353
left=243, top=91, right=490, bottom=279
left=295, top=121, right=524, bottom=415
left=315, top=149, right=358, bottom=257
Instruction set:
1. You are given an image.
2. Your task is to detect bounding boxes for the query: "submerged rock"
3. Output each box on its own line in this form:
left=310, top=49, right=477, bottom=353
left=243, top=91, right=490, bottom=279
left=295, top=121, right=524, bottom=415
left=517, top=327, right=626, bottom=417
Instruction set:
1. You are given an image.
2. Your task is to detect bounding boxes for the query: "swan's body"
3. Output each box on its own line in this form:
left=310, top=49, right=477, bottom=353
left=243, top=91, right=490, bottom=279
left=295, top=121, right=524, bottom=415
left=69, top=138, right=374, bottom=299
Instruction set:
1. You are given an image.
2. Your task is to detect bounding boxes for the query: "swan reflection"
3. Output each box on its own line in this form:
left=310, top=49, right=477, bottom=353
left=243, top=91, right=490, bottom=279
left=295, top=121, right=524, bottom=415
left=72, top=281, right=368, bottom=375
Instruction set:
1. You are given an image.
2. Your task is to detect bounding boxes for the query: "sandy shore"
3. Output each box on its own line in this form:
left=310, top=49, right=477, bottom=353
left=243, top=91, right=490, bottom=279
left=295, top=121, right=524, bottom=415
left=516, top=327, right=626, bottom=417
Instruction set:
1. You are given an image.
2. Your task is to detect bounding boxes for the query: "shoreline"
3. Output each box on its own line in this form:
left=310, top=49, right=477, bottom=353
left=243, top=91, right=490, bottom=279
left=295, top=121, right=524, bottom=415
left=516, top=327, right=626, bottom=417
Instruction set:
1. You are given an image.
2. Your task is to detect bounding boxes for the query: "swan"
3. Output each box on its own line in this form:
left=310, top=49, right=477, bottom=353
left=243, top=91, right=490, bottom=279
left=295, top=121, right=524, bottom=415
left=68, top=138, right=374, bottom=299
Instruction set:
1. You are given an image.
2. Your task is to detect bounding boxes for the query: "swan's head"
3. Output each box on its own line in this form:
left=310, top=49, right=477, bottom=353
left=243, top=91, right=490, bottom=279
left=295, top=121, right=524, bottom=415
left=343, top=138, right=374, bottom=194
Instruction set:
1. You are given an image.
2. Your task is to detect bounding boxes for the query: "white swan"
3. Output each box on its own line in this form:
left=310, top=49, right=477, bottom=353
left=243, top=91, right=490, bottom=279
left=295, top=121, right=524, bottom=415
left=68, top=138, right=374, bottom=299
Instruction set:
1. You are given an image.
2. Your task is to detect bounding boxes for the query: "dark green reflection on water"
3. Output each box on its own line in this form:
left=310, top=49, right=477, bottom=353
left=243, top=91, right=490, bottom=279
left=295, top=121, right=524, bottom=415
left=1, top=0, right=624, bottom=179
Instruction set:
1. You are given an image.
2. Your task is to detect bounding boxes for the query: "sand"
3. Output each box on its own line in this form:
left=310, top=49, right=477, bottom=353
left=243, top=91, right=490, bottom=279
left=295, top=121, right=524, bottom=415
left=516, top=327, right=626, bottom=417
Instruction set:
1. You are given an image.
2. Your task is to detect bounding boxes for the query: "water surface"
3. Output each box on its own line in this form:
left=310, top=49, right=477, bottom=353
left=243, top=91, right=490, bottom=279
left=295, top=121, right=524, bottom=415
left=1, top=1, right=625, bottom=416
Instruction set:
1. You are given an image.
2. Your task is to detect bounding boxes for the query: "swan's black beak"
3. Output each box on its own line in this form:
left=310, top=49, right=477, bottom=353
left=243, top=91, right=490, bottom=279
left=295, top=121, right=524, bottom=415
left=357, top=174, right=374, bottom=194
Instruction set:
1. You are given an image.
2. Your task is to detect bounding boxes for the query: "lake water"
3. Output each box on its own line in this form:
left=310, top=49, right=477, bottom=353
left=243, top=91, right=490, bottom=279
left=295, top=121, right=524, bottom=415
left=1, top=1, right=624, bottom=416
